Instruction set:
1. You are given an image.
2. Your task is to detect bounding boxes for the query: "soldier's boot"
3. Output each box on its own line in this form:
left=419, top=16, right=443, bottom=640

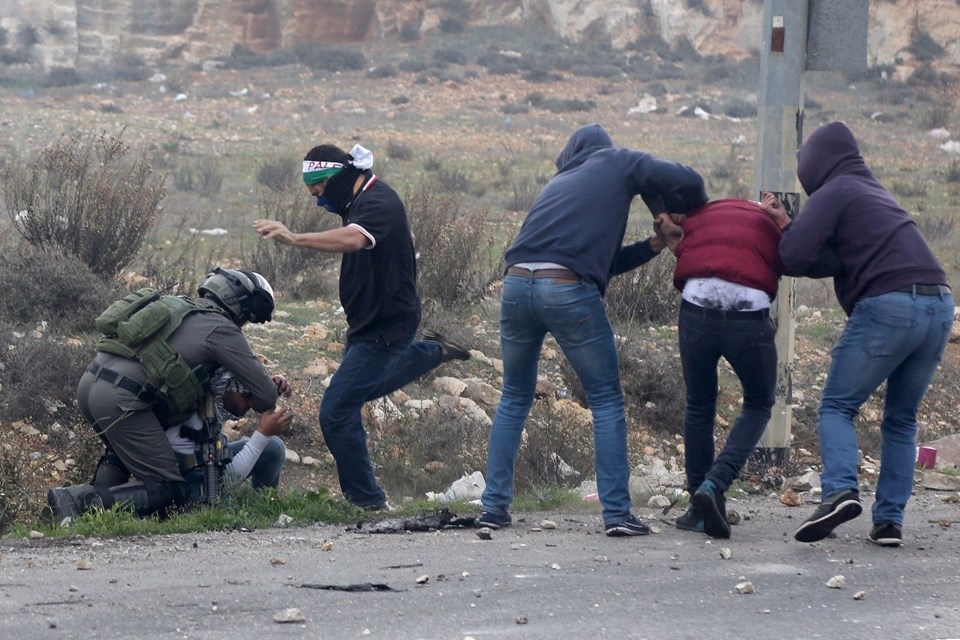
left=107, top=480, right=188, bottom=518
left=46, top=484, right=104, bottom=523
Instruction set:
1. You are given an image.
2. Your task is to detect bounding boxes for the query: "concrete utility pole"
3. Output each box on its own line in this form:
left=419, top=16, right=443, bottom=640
left=754, top=0, right=868, bottom=464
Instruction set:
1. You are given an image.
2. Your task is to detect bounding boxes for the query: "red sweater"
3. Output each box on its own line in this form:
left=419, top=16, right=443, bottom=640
left=673, top=198, right=783, bottom=299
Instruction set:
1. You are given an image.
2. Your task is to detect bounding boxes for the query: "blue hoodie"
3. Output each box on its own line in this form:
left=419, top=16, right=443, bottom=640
left=504, top=124, right=708, bottom=295
left=781, top=121, right=947, bottom=315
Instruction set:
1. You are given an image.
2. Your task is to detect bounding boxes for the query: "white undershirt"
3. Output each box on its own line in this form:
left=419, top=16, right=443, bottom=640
left=682, top=277, right=771, bottom=311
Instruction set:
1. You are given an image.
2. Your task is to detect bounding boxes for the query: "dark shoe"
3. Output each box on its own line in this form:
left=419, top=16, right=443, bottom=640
left=794, top=488, right=862, bottom=543
left=476, top=509, right=512, bottom=529
left=869, top=522, right=902, bottom=547
left=675, top=504, right=704, bottom=533
left=605, top=514, right=650, bottom=537
left=693, top=480, right=730, bottom=539
left=423, top=329, right=471, bottom=362
left=46, top=484, right=102, bottom=523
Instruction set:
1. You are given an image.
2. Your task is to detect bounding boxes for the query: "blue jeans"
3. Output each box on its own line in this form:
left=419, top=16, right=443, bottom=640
left=482, top=275, right=632, bottom=524
left=228, top=436, right=286, bottom=489
left=679, top=301, right=777, bottom=493
left=320, top=335, right=442, bottom=508
left=818, top=290, right=953, bottom=525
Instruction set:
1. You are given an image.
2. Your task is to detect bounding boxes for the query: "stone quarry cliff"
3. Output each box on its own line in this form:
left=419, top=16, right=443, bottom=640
left=0, top=0, right=957, bottom=75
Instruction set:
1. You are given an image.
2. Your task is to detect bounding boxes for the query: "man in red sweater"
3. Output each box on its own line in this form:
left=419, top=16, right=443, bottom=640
left=660, top=194, right=792, bottom=538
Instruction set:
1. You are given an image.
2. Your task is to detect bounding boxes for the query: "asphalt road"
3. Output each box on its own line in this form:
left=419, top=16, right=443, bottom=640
left=2, top=491, right=959, bottom=640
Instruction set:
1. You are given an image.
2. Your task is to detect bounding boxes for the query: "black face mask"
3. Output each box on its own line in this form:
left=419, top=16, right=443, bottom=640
left=316, top=166, right=364, bottom=215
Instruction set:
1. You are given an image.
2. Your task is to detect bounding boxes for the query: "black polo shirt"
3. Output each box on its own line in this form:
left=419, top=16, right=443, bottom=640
left=338, top=179, right=421, bottom=343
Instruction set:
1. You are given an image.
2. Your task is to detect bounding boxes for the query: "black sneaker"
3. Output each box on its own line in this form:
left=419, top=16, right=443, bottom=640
left=794, top=488, right=862, bottom=543
left=869, top=522, right=902, bottom=547
left=675, top=504, right=704, bottom=532
left=693, top=480, right=730, bottom=539
left=423, top=329, right=471, bottom=362
left=476, top=510, right=511, bottom=529
left=605, top=514, right=650, bottom=537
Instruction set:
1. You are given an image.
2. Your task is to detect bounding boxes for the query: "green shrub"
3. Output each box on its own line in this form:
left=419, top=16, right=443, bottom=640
left=293, top=43, right=367, bottom=73
left=915, top=214, right=955, bottom=240
left=605, top=251, right=680, bottom=325
left=256, top=156, right=298, bottom=192
left=433, top=48, right=468, bottom=66
left=173, top=158, right=223, bottom=196
left=500, top=102, right=529, bottom=115
left=243, top=183, right=340, bottom=300
left=386, top=139, right=414, bottom=161
left=2, top=130, right=165, bottom=278
left=557, top=331, right=685, bottom=437
left=908, top=63, right=955, bottom=88
left=707, top=145, right=752, bottom=200
left=223, top=44, right=299, bottom=70
left=570, top=64, right=623, bottom=79
left=946, top=160, right=960, bottom=183
left=400, top=22, right=421, bottom=43
left=521, top=69, right=560, bottom=83
left=17, top=25, right=39, bottom=48
left=525, top=93, right=596, bottom=113
left=0, top=250, right=124, bottom=333
left=372, top=404, right=489, bottom=499
left=891, top=179, right=930, bottom=199
left=0, top=331, right=90, bottom=425
left=405, top=178, right=504, bottom=310
left=398, top=58, right=428, bottom=73
left=921, top=104, right=952, bottom=130
left=40, top=66, right=82, bottom=88
left=512, top=399, right=596, bottom=491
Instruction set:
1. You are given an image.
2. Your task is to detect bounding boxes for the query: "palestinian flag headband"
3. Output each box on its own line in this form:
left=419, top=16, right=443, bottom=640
left=302, top=144, right=374, bottom=186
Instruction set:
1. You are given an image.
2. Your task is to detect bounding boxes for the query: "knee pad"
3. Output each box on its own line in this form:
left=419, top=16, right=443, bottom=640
left=91, top=450, right=131, bottom=486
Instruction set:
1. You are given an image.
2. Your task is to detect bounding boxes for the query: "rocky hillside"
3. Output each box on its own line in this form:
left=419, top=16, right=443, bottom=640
left=0, top=0, right=958, bottom=78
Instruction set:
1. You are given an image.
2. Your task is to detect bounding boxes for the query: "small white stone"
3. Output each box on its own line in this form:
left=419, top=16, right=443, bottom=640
left=273, top=608, right=305, bottom=624
left=826, top=575, right=845, bottom=589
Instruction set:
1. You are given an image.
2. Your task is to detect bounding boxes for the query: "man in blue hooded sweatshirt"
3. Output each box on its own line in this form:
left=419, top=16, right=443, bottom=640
left=477, top=124, right=708, bottom=536
left=770, top=122, right=953, bottom=547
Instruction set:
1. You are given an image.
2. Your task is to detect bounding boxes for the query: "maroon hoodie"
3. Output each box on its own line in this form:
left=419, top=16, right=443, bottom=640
left=781, top=121, right=947, bottom=315
left=673, top=198, right=784, bottom=300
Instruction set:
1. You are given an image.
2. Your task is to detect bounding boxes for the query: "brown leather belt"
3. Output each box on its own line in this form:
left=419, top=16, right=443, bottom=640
left=506, top=266, right=580, bottom=283
left=895, top=284, right=950, bottom=296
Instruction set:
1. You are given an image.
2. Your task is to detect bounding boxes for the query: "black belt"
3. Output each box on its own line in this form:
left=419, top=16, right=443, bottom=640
left=86, top=362, right=155, bottom=400
left=680, top=299, right=770, bottom=319
left=895, top=284, right=950, bottom=296
left=506, top=266, right=580, bottom=283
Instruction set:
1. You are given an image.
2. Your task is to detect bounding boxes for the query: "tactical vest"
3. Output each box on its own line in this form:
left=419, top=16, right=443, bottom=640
left=95, top=288, right=227, bottom=428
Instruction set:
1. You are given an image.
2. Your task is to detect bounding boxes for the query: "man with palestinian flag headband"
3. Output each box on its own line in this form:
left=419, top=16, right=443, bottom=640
left=254, top=143, right=471, bottom=511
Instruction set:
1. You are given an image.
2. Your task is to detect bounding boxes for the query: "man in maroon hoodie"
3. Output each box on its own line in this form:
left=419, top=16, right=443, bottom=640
left=773, top=122, right=953, bottom=547
left=661, top=194, right=796, bottom=538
